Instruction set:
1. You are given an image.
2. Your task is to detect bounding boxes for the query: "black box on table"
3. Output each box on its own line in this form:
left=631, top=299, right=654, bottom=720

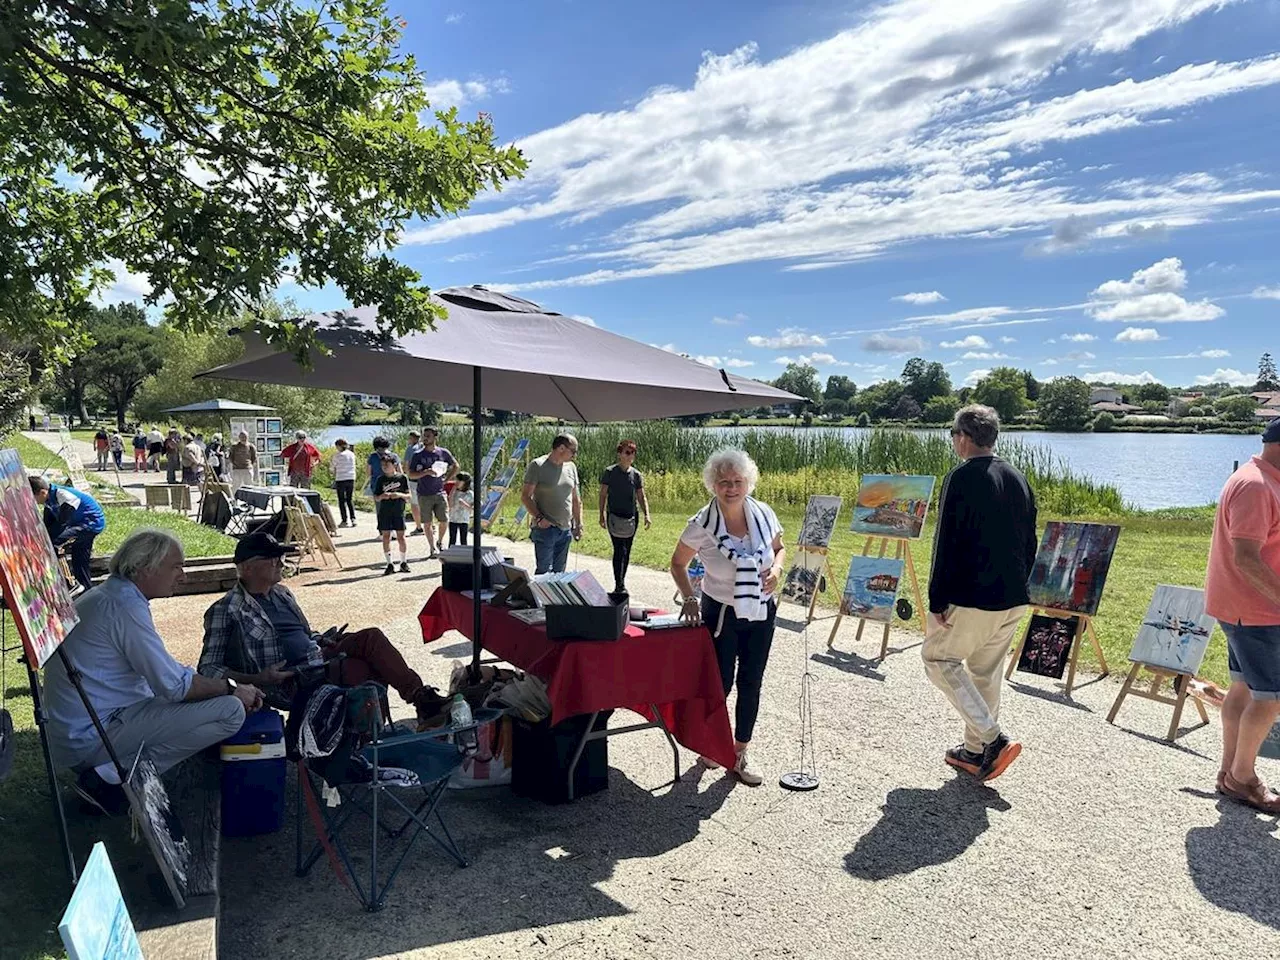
left=512, top=711, right=612, bottom=804
left=544, top=600, right=629, bottom=641
left=441, top=561, right=494, bottom=592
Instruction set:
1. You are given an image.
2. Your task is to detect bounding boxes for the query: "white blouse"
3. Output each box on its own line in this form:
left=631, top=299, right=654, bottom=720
left=679, top=502, right=783, bottom=606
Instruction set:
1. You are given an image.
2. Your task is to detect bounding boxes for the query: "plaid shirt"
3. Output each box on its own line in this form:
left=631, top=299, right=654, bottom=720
left=199, top=582, right=320, bottom=681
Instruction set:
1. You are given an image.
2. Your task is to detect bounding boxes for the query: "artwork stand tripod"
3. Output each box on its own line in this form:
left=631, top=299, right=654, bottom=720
left=1106, top=662, right=1210, bottom=742
left=826, top=536, right=924, bottom=661
left=1005, top=607, right=1109, bottom=696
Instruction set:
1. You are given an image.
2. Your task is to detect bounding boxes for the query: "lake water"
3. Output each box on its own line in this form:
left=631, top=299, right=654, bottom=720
left=315, top=424, right=1263, bottom=511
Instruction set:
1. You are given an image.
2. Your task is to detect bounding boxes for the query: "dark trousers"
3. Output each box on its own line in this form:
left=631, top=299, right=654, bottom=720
left=322, top=628, right=426, bottom=705
left=609, top=534, right=634, bottom=591
left=60, top=528, right=98, bottom=590
left=335, top=480, right=355, bottom=523
left=448, top=522, right=468, bottom=546
left=701, top=595, right=777, bottom=744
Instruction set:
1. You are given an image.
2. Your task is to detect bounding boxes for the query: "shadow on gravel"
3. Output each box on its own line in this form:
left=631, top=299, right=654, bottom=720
left=1111, top=726, right=1213, bottom=761
left=1006, top=681, right=1094, bottom=712
left=843, top=777, right=1012, bottom=880
left=1185, top=798, right=1280, bottom=930
left=430, top=640, right=474, bottom=658
left=811, top=649, right=886, bottom=682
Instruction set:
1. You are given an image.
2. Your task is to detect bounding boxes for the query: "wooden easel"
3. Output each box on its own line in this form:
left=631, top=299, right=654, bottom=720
left=1106, top=662, right=1209, bottom=741
left=282, top=504, right=317, bottom=571
left=826, top=535, right=925, bottom=661
left=1005, top=607, right=1109, bottom=696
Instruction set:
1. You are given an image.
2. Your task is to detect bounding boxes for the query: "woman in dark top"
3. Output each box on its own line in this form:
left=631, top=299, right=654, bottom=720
left=598, top=439, right=651, bottom=594
left=373, top=453, right=411, bottom=575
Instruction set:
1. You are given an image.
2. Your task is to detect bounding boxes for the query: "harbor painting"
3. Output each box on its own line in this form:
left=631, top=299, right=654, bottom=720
left=839, top=557, right=903, bottom=623
left=850, top=475, right=935, bottom=540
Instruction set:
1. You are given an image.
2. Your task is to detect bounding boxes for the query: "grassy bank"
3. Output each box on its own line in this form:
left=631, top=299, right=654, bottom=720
left=495, top=503, right=1226, bottom=688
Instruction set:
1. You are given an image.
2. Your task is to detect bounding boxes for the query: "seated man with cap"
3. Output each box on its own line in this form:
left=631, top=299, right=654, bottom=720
left=198, top=533, right=446, bottom=724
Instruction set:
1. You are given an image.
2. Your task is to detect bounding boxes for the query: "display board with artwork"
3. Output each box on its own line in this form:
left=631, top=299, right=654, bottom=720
left=0, top=449, right=78, bottom=667
left=1105, top=585, right=1217, bottom=742
left=1015, top=613, right=1081, bottom=680
left=1027, top=522, right=1121, bottom=616
left=778, top=496, right=842, bottom=621
left=482, top=439, right=532, bottom=530
left=851, top=474, right=935, bottom=540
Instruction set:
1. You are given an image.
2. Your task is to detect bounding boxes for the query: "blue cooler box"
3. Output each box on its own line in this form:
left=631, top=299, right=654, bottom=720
left=220, top=709, right=286, bottom=837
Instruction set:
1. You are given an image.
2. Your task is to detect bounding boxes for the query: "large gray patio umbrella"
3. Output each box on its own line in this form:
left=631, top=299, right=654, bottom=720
left=198, top=286, right=802, bottom=674
left=162, top=398, right=276, bottom=413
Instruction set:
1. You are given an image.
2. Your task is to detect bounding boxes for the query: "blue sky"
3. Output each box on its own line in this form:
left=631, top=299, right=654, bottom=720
left=135, top=0, right=1280, bottom=390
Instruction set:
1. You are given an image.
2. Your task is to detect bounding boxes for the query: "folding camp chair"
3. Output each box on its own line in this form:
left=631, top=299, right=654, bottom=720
left=294, top=705, right=497, bottom=912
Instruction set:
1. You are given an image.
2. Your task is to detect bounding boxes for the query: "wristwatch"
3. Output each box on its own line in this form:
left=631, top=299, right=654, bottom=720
left=225, top=677, right=238, bottom=696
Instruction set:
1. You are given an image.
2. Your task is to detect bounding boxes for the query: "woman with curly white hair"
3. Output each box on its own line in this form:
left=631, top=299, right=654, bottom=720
left=670, top=448, right=785, bottom=786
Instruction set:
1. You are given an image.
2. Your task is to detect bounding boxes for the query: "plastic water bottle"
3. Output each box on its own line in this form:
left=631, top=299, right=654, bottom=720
left=450, top=694, right=479, bottom=755
left=687, top=556, right=706, bottom=599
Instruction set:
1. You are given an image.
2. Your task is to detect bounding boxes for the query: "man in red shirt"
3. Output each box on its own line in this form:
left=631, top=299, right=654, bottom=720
left=281, top=431, right=321, bottom=489
left=1204, top=419, right=1280, bottom=813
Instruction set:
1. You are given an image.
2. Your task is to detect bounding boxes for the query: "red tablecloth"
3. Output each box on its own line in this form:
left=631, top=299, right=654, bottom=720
left=418, top=590, right=737, bottom=770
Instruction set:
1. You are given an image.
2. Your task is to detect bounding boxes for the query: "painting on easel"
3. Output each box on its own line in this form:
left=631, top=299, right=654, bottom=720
left=1015, top=613, right=1079, bottom=679
left=0, top=448, right=78, bottom=667
left=850, top=475, right=935, bottom=540
left=1027, top=522, right=1121, bottom=616
left=780, top=552, right=823, bottom=607
left=798, top=495, right=841, bottom=549
left=839, top=557, right=903, bottom=623
left=1129, top=585, right=1215, bottom=674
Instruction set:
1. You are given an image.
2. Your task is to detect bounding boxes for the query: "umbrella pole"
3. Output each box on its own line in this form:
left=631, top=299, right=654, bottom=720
left=470, top=366, right=483, bottom=682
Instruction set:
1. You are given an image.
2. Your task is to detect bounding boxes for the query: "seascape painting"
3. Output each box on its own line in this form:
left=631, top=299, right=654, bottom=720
left=839, top=557, right=903, bottom=623
left=850, top=475, right=935, bottom=540
left=798, top=495, right=842, bottom=549
left=478, top=489, right=504, bottom=524
left=1129, top=585, right=1215, bottom=674
left=1027, top=522, right=1121, bottom=616
left=1016, top=613, right=1080, bottom=680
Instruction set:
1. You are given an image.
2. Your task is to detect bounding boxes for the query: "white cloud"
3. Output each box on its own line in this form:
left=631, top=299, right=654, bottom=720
left=94, top=259, right=155, bottom=306
left=712, top=313, right=748, bottom=326
left=569, top=314, right=597, bottom=327
left=1198, top=348, right=1231, bottom=358
left=1060, top=332, right=1098, bottom=342
left=773, top=352, right=847, bottom=367
left=940, top=335, right=989, bottom=349
left=1252, top=285, right=1280, bottom=300
left=999, top=336, right=1017, bottom=344
left=723, top=358, right=755, bottom=368
left=1114, top=327, right=1163, bottom=342
left=402, top=1, right=1280, bottom=289
left=864, top=333, right=926, bottom=353
left=893, top=291, right=947, bottom=304
left=445, top=12, right=465, bottom=24
left=1067, top=350, right=1097, bottom=361
left=961, top=351, right=1013, bottom=360
left=422, top=75, right=510, bottom=109
left=1085, top=370, right=1162, bottom=384
left=963, top=368, right=991, bottom=387
left=1087, top=256, right=1224, bottom=322
left=1193, top=367, right=1256, bottom=386
left=747, top=328, right=826, bottom=349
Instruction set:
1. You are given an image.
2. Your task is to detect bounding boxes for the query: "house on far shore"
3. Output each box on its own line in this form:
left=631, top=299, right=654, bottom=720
left=1092, top=400, right=1144, bottom=416
left=1089, top=386, right=1124, bottom=405
left=1255, top=393, right=1280, bottom=422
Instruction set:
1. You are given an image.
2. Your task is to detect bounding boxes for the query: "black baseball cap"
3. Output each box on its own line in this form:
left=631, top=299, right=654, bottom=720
left=1264, top=419, right=1280, bottom=444
left=233, top=532, right=298, bottom=564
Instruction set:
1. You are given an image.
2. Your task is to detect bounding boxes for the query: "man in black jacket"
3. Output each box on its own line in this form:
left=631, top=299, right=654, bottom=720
left=925, top=404, right=1037, bottom=782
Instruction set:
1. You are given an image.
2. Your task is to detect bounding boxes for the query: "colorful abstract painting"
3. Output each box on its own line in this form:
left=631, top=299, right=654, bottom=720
left=1016, top=613, right=1080, bottom=679
left=839, top=557, right=904, bottom=623
left=850, top=474, right=936, bottom=540
left=0, top=448, right=78, bottom=667
left=1129, top=585, right=1215, bottom=674
left=798, top=495, right=842, bottom=549
left=1027, top=522, right=1121, bottom=616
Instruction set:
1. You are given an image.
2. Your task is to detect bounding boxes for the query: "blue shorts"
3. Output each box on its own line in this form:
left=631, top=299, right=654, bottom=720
left=1219, top=621, right=1280, bottom=700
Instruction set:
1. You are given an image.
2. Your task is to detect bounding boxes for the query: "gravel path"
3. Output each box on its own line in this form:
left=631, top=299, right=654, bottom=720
left=43, top=489, right=1280, bottom=959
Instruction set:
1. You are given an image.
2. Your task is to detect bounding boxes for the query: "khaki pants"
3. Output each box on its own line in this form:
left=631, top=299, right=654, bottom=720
left=922, top=605, right=1027, bottom=753
left=68, top=696, right=246, bottom=776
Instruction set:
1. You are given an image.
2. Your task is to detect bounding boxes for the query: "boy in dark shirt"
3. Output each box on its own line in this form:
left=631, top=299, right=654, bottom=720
left=924, top=404, right=1038, bottom=783
left=373, top=453, right=411, bottom=575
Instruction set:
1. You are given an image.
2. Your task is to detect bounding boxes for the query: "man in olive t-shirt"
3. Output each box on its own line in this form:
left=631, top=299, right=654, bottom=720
left=520, top=434, right=582, bottom=574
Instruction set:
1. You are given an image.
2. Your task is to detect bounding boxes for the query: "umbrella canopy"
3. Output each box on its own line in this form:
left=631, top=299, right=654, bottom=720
left=198, top=287, right=799, bottom=418
left=197, top=286, right=802, bottom=677
left=162, top=398, right=276, bottom=413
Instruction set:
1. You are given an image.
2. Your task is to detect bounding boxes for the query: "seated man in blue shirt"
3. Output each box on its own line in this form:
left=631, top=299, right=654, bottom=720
left=43, top=529, right=264, bottom=814
left=29, top=476, right=107, bottom=591
left=198, top=533, right=447, bottom=725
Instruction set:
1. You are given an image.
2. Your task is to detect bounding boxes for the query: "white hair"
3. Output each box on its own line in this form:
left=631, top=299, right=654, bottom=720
left=295, top=430, right=307, bottom=439
left=108, top=529, right=184, bottom=581
left=702, top=448, right=759, bottom=494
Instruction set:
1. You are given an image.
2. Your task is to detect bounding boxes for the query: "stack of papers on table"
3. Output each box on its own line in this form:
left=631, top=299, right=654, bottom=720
left=439, top=545, right=503, bottom=567
left=528, top=571, right=613, bottom=607
left=508, top=608, right=547, bottom=626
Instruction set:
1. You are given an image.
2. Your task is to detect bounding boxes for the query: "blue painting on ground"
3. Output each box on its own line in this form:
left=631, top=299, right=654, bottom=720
left=59, top=842, right=143, bottom=960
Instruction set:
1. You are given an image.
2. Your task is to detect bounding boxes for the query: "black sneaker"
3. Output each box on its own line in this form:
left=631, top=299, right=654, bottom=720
left=73, top=769, right=130, bottom=816
left=383, top=563, right=395, bottom=576
left=399, top=562, right=410, bottom=573
left=977, top=734, right=1022, bottom=782
left=944, top=745, right=983, bottom=776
